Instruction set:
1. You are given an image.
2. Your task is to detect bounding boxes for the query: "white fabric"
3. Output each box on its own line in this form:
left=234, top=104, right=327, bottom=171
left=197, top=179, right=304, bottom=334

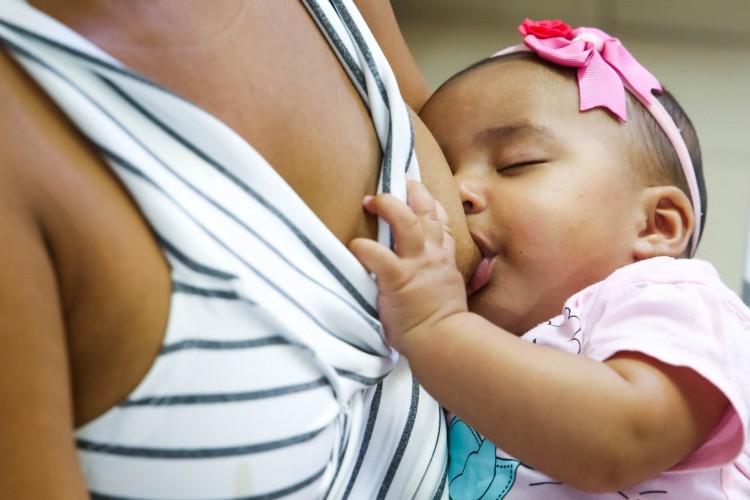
left=0, top=1, right=447, bottom=498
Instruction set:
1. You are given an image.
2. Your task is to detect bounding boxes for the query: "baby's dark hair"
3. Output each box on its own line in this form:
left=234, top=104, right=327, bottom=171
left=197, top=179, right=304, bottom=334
left=437, top=51, right=707, bottom=250
left=627, top=88, right=707, bottom=246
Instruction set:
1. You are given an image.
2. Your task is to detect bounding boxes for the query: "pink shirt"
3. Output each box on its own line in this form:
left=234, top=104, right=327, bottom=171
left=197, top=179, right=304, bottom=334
left=448, top=257, right=750, bottom=498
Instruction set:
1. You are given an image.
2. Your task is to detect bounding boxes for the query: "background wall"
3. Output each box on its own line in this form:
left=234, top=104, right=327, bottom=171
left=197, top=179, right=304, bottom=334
left=392, top=0, right=750, bottom=296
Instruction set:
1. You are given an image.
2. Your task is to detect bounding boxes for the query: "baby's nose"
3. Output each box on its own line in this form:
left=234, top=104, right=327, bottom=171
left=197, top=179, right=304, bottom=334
left=456, top=178, right=486, bottom=214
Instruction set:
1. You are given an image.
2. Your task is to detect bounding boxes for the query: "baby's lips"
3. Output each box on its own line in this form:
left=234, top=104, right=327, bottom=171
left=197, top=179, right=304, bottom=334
left=465, top=256, right=491, bottom=296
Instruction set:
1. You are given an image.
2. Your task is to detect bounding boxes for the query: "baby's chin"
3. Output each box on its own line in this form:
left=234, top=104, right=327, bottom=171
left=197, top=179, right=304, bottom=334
left=468, top=293, right=559, bottom=337
left=497, top=319, right=539, bottom=337
left=467, top=300, right=528, bottom=337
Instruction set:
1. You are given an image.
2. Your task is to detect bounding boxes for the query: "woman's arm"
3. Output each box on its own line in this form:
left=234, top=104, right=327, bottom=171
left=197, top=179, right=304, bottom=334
left=0, top=49, right=90, bottom=500
left=350, top=181, right=729, bottom=492
left=0, top=195, right=89, bottom=500
left=355, top=0, right=431, bottom=111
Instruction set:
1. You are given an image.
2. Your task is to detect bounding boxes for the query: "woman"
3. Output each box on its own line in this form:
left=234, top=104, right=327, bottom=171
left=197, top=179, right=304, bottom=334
left=0, top=0, right=478, bottom=498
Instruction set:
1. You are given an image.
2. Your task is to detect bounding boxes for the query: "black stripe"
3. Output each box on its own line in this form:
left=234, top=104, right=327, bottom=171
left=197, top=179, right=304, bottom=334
left=321, top=0, right=408, bottom=255
left=410, top=401, right=446, bottom=499
left=320, top=413, right=350, bottom=500
left=405, top=110, right=416, bottom=180
left=341, top=382, right=383, bottom=500
left=433, top=459, right=448, bottom=500
left=173, top=281, right=241, bottom=299
left=160, top=336, right=288, bottom=355
left=89, top=464, right=327, bottom=500
left=429, top=411, right=448, bottom=500
left=335, top=367, right=389, bottom=386
left=377, top=377, right=420, bottom=499
left=306, top=0, right=417, bottom=242
left=326, top=0, right=397, bottom=201
left=160, top=237, right=237, bottom=279
left=328, top=0, right=389, bottom=106
left=120, top=378, right=330, bottom=406
left=77, top=426, right=327, bottom=459
left=383, top=120, right=393, bottom=196
left=301, top=0, right=367, bottom=93
left=89, top=493, right=148, bottom=500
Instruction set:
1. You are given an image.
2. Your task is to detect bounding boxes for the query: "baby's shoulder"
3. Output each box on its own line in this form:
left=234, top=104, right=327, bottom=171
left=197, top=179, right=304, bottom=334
left=591, top=257, right=739, bottom=309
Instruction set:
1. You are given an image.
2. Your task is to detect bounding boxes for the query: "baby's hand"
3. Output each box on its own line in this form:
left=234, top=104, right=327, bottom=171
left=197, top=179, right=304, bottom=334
left=350, top=181, right=468, bottom=356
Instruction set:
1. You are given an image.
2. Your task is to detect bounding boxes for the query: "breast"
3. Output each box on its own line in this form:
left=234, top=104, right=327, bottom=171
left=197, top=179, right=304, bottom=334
left=88, top=2, right=383, bottom=246
left=73, top=1, right=476, bottom=271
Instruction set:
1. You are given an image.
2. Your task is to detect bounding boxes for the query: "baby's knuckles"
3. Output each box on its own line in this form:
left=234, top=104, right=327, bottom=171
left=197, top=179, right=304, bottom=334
left=387, top=262, right=466, bottom=357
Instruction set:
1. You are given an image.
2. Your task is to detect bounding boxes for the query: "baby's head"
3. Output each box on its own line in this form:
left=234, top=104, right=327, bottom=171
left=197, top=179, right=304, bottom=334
left=419, top=20, right=706, bottom=335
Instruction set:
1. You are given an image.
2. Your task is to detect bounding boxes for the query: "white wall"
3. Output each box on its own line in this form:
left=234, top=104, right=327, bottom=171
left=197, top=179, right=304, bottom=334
left=393, top=0, right=750, bottom=296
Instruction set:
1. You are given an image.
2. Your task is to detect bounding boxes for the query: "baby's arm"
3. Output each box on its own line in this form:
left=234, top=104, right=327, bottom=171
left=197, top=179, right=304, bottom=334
left=350, top=181, right=729, bottom=492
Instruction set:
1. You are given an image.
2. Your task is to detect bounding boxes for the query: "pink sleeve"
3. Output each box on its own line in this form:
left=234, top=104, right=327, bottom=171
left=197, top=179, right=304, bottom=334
left=583, top=279, right=750, bottom=470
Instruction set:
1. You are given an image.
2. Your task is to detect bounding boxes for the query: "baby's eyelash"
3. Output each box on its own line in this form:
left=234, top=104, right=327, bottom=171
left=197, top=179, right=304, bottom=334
left=496, top=159, right=545, bottom=173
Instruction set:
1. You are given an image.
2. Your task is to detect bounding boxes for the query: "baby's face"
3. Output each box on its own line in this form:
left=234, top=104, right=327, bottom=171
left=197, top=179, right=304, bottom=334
left=420, top=59, right=646, bottom=335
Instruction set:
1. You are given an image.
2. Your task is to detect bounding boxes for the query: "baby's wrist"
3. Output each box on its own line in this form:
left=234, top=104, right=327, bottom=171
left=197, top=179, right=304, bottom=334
left=393, top=310, right=465, bottom=360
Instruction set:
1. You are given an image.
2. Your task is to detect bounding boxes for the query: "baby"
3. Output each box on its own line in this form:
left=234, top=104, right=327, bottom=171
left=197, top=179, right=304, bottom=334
left=351, top=19, right=750, bottom=498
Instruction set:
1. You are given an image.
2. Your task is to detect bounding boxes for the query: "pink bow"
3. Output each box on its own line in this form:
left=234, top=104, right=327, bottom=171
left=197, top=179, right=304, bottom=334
left=522, top=26, right=662, bottom=122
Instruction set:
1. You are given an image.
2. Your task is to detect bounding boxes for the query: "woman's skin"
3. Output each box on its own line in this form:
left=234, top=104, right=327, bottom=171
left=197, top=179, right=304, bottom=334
left=0, top=1, right=479, bottom=497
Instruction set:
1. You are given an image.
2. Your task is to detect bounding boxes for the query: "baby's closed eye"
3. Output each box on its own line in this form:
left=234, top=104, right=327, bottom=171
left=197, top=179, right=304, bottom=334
left=495, top=159, right=548, bottom=175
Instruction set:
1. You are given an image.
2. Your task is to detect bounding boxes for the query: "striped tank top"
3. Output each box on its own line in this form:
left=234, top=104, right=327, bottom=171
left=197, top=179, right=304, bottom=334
left=0, top=1, right=448, bottom=498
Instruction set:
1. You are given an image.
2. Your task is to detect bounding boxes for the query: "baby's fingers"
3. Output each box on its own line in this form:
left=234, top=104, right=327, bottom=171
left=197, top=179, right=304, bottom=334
left=349, top=237, right=403, bottom=286
left=406, top=181, right=446, bottom=245
left=363, top=193, right=426, bottom=257
left=434, top=199, right=456, bottom=255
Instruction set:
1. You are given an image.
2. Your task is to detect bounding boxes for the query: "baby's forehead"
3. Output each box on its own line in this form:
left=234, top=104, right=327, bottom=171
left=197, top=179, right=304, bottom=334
left=437, top=57, right=643, bottom=134
left=433, top=57, right=576, bottom=108
left=422, top=56, right=638, bottom=156
left=498, top=55, right=572, bottom=81
left=433, top=59, right=578, bottom=116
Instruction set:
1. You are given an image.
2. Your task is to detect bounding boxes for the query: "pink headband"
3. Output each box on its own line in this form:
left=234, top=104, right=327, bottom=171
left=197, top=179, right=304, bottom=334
left=493, top=19, right=702, bottom=256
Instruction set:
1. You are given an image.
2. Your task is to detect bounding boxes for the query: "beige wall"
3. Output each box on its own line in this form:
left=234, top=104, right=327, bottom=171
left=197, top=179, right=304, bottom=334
left=393, top=0, right=750, bottom=296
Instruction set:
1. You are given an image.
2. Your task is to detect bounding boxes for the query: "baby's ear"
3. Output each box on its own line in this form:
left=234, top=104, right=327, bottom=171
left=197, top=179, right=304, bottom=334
left=634, top=186, right=694, bottom=260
